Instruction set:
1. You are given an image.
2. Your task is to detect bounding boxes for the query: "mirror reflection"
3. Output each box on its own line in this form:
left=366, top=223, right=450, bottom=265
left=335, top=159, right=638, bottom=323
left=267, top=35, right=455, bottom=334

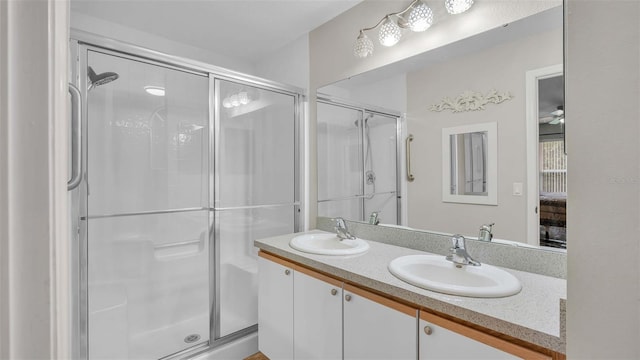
left=317, top=101, right=400, bottom=226
left=450, top=131, right=488, bottom=196
left=442, top=122, right=497, bottom=206
left=317, top=5, right=565, bottom=250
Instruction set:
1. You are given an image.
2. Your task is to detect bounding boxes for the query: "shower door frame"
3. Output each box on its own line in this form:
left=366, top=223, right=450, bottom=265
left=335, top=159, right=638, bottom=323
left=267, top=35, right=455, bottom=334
left=70, top=32, right=304, bottom=360
left=316, top=95, right=403, bottom=224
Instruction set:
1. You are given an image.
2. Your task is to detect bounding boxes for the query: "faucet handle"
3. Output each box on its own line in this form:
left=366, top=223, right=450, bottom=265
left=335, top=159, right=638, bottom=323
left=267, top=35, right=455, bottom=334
left=332, top=217, right=347, bottom=228
left=451, top=234, right=466, bottom=249
left=479, top=223, right=494, bottom=241
left=368, top=211, right=380, bottom=225
left=480, top=223, right=495, bottom=231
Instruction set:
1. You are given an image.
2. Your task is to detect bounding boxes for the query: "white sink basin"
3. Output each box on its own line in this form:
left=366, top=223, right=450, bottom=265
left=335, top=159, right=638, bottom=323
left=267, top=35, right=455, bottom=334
left=290, top=233, right=369, bottom=256
left=388, top=254, right=521, bottom=298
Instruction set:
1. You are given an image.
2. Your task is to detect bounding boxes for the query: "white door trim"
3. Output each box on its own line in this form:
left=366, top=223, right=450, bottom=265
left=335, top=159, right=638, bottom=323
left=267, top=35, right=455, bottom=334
left=525, top=64, right=563, bottom=246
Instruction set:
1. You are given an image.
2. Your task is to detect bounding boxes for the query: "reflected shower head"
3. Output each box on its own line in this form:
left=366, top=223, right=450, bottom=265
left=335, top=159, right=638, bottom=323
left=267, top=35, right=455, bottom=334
left=88, top=66, right=119, bottom=90
left=354, top=114, right=375, bottom=127
left=364, top=113, right=374, bottom=123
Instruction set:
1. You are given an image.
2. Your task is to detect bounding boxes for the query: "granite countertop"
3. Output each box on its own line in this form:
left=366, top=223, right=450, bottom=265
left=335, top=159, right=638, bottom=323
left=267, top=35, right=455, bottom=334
left=255, top=230, right=567, bottom=354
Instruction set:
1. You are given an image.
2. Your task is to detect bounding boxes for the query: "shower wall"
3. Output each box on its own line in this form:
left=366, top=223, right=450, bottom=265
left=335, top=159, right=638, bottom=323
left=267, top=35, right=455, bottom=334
left=317, top=101, right=399, bottom=225
left=73, top=45, right=301, bottom=360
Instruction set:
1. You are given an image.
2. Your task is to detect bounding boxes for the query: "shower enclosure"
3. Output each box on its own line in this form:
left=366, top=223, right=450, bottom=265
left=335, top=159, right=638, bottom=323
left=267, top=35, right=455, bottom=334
left=316, top=98, right=401, bottom=225
left=69, top=36, right=302, bottom=359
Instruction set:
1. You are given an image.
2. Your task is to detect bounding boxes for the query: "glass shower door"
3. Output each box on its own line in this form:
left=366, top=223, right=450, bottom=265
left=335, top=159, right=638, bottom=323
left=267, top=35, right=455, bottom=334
left=317, top=102, right=364, bottom=220
left=214, top=79, right=298, bottom=339
left=363, top=112, right=398, bottom=225
left=85, top=50, right=210, bottom=359
left=317, top=102, right=400, bottom=224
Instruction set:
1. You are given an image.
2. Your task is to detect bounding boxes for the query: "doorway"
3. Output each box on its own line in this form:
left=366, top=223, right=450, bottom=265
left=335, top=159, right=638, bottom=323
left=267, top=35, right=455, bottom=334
left=526, top=65, right=566, bottom=249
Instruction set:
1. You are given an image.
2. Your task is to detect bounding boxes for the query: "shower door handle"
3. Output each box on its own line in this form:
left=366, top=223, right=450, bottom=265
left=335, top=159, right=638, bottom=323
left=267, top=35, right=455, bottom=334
left=406, top=134, right=415, bottom=182
left=68, top=83, right=83, bottom=190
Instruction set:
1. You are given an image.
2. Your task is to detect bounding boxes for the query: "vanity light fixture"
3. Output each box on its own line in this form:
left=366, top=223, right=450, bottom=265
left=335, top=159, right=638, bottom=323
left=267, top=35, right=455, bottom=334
left=353, top=0, right=433, bottom=58
left=445, top=0, right=474, bottom=15
left=222, top=90, right=251, bottom=109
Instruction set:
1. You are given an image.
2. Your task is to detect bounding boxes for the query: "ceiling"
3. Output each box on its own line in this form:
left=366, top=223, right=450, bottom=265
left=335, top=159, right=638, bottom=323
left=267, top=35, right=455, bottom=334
left=71, top=0, right=362, bottom=61
left=538, top=75, right=564, bottom=121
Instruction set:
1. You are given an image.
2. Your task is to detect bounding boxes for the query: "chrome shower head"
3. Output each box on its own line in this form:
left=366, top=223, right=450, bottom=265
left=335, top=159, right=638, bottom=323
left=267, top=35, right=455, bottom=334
left=88, top=66, right=119, bottom=90
left=364, top=113, right=374, bottom=124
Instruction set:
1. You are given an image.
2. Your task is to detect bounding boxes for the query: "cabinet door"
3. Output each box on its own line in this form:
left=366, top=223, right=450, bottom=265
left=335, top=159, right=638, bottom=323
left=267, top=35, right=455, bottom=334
left=258, top=254, right=294, bottom=360
left=294, top=268, right=343, bottom=360
left=419, top=312, right=549, bottom=360
left=344, top=284, right=417, bottom=360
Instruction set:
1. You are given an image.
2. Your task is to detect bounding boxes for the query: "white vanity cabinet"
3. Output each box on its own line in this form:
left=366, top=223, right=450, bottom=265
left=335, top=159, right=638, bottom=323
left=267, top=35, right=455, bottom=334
left=258, top=255, right=294, bottom=360
left=343, top=284, right=417, bottom=360
left=293, top=267, right=343, bottom=360
left=419, top=312, right=551, bottom=360
left=258, top=252, right=417, bottom=360
left=258, top=252, right=343, bottom=360
left=258, top=251, right=554, bottom=360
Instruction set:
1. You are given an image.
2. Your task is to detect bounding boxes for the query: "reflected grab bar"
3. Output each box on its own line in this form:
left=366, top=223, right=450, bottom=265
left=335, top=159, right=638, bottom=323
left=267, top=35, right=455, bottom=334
left=154, top=239, right=201, bottom=250
left=68, top=83, right=82, bottom=190
left=406, top=134, right=415, bottom=182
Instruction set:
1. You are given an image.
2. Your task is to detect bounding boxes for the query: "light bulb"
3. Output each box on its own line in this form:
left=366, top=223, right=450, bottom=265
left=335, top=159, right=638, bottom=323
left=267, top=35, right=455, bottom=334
left=408, top=1, right=433, bottom=32
left=230, top=95, right=240, bottom=107
left=353, top=31, right=374, bottom=58
left=378, top=17, right=402, bottom=47
left=445, top=0, right=474, bottom=14
left=144, top=86, right=165, bottom=96
left=222, top=98, right=232, bottom=108
left=238, top=91, right=250, bottom=105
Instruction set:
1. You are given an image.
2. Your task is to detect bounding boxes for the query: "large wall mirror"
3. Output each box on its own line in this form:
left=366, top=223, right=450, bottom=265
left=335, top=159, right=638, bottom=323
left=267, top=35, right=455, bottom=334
left=316, top=4, right=565, bottom=251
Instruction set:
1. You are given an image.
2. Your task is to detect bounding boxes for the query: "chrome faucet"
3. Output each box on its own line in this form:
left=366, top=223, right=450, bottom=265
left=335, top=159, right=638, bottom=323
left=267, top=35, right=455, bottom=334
left=368, top=211, right=380, bottom=225
left=333, top=217, right=356, bottom=240
left=446, top=234, right=480, bottom=266
left=478, top=223, right=494, bottom=242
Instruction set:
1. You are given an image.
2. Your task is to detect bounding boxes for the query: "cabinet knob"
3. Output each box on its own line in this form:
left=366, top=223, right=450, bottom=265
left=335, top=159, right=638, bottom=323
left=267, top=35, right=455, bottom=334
left=331, top=289, right=338, bottom=296
left=424, top=326, right=433, bottom=335
left=284, top=269, right=291, bottom=275
left=345, top=294, right=352, bottom=302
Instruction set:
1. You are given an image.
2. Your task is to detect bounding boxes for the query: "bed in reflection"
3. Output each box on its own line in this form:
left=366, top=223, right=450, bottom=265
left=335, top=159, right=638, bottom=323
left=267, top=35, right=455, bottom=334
left=539, top=192, right=566, bottom=248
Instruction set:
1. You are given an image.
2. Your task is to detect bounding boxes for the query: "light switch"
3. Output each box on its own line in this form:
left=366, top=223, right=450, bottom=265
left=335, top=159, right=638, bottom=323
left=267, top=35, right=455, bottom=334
left=513, top=182, right=523, bottom=196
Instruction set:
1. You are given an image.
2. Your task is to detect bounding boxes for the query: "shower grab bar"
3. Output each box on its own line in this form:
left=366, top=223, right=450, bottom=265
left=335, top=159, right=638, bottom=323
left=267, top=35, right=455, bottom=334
left=406, top=134, right=415, bottom=182
left=154, top=238, right=201, bottom=250
left=68, top=83, right=83, bottom=190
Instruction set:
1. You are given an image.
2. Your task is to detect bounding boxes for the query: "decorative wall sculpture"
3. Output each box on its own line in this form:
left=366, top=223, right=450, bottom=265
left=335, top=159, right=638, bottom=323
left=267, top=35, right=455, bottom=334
left=430, top=89, right=513, bottom=113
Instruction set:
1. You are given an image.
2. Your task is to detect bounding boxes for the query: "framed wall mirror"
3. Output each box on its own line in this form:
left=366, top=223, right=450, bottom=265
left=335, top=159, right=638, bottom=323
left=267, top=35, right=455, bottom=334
left=442, top=122, right=497, bottom=205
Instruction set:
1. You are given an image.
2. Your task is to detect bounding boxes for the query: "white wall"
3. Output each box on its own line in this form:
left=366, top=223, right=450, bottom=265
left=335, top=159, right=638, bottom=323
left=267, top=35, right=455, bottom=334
left=406, top=28, right=562, bottom=243
left=321, top=74, right=407, bottom=113
left=309, top=0, right=560, bottom=87
left=71, top=12, right=256, bottom=75
left=0, top=1, right=7, bottom=356
left=252, top=34, right=310, bottom=90
left=566, top=0, right=640, bottom=358
left=72, top=12, right=313, bottom=92
left=0, top=0, right=70, bottom=358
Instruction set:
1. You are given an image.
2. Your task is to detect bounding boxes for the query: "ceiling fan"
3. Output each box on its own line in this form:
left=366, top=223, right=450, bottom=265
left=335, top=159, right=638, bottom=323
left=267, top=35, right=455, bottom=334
left=539, top=105, right=564, bottom=125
